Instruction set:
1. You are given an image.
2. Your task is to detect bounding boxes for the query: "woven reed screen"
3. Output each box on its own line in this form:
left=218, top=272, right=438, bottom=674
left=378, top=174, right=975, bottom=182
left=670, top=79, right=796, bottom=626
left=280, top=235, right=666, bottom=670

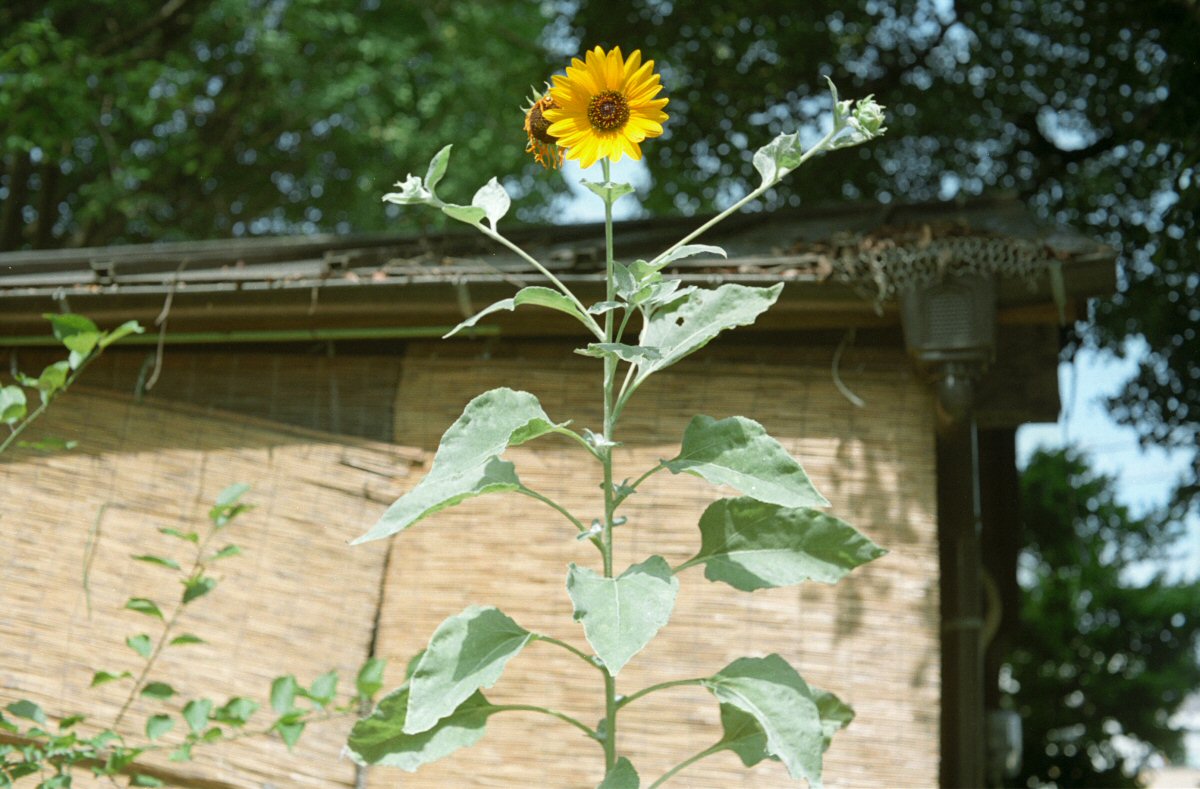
left=9, top=348, right=405, bottom=443
left=372, top=347, right=940, bottom=788
left=0, top=389, right=415, bottom=787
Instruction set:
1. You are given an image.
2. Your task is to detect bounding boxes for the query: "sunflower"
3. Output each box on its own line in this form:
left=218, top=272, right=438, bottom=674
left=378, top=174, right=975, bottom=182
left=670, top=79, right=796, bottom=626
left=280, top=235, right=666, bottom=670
left=523, top=85, right=564, bottom=170
left=544, top=46, right=669, bottom=170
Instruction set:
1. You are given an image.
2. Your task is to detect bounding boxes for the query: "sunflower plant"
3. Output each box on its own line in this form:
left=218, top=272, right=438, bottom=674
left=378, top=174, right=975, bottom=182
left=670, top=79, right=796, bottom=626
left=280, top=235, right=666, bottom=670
left=347, top=45, right=888, bottom=788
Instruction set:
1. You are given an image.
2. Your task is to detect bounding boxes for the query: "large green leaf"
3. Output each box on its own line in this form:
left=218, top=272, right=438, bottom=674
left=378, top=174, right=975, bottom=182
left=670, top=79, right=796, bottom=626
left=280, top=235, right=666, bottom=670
left=812, top=687, right=855, bottom=750
left=701, top=655, right=827, bottom=786
left=0, top=385, right=27, bottom=424
left=471, top=177, right=510, bottom=230
left=598, top=756, right=640, bottom=788
left=650, top=243, right=727, bottom=270
left=682, top=498, right=885, bottom=592
left=717, top=703, right=777, bottom=768
left=405, top=606, right=533, bottom=734
left=664, top=415, right=829, bottom=509
left=635, top=283, right=782, bottom=382
left=566, top=556, right=678, bottom=676
left=353, top=388, right=567, bottom=544
left=444, top=286, right=600, bottom=340
left=346, top=686, right=498, bottom=771
left=576, top=343, right=661, bottom=364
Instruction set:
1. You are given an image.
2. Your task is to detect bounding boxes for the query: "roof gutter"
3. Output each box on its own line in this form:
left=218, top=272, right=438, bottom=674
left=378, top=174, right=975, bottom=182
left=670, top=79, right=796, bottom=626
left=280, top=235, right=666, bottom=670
left=0, top=325, right=497, bottom=347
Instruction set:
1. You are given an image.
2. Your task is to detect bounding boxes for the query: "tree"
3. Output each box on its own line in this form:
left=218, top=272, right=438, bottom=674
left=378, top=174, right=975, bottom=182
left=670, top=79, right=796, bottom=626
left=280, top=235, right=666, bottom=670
left=0, top=0, right=548, bottom=249
left=1009, top=448, right=1200, bottom=787
left=566, top=0, right=1200, bottom=513
left=4, top=2, right=1197, bottom=511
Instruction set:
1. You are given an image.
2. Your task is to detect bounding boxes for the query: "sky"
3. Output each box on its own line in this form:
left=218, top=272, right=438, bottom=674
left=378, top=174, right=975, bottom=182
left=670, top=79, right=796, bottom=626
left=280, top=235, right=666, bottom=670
left=1017, top=340, right=1200, bottom=584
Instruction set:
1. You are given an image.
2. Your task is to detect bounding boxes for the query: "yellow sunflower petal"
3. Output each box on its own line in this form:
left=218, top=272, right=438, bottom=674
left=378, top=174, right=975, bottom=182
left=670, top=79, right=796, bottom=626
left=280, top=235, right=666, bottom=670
left=544, top=45, right=669, bottom=168
left=606, top=47, right=625, bottom=91
left=623, top=50, right=643, bottom=83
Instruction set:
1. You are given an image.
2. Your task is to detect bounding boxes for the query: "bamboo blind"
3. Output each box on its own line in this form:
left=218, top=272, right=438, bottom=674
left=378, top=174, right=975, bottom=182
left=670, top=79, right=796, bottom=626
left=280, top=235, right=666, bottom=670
left=0, top=389, right=416, bottom=787
left=370, top=346, right=940, bottom=788
left=8, top=348, right=406, bottom=443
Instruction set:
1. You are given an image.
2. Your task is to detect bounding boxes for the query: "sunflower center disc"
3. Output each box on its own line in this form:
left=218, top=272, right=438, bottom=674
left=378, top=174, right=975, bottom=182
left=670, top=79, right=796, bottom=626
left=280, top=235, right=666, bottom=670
left=587, top=90, right=631, bottom=131
left=528, top=98, right=557, bottom=144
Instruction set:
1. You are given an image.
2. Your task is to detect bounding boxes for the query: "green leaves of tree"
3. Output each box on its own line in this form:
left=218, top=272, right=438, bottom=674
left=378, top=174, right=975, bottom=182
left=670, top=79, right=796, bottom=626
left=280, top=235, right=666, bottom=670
left=566, top=557, right=678, bottom=676
left=664, top=415, right=829, bottom=509
left=404, top=606, right=533, bottom=735
left=682, top=498, right=884, bottom=591
left=353, top=388, right=572, bottom=544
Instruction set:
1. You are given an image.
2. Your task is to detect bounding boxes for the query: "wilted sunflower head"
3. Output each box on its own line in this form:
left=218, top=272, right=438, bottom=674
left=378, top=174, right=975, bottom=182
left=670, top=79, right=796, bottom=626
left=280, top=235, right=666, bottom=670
left=522, top=85, right=564, bottom=170
left=544, top=45, right=669, bottom=170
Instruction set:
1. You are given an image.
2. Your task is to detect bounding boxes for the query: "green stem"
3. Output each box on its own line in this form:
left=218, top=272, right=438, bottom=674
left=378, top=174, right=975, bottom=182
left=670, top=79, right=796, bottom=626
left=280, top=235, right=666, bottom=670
left=614, top=677, right=705, bottom=711
left=489, top=704, right=599, bottom=743
left=647, top=125, right=841, bottom=268
left=534, top=635, right=604, bottom=672
left=648, top=743, right=728, bottom=788
left=476, top=223, right=604, bottom=340
left=614, top=304, right=635, bottom=344
left=113, top=516, right=220, bottom=731
left=517, top=486, right=589, bottom=535
left=554, top=426, right=604, bottom=461
left=599, top=158, right=619, bottom=774
left=616, top=462, right=667, bottom=505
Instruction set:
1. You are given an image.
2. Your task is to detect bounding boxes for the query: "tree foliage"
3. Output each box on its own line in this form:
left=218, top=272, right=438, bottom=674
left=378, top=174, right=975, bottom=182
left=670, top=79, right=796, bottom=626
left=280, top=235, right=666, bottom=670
left=1009, top=449, right=1200, bottom=787
left=0, top=0, right=548, bottom=248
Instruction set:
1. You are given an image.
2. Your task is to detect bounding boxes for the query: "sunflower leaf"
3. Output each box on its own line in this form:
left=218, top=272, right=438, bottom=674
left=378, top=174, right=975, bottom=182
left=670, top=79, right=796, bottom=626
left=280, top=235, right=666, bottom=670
left=701, top=655, right=827, bottom=785
left=581, top=179, right=635, bottom=203
left=424, top=144, right=453, bottom=195
left=471, top=177, right=510, bottom=230
left=575, top=343, right=661, bottom=365
left=597, top=757, right=640, bottom=788
left=651, top=243, right=727, bottom=270
left=753, top=132, right=805, bottom=187
left=566, top=556, right=678, bottom=676
left=636, top=284, right=782, bottom=382
left=444, top=286, right=600, bottom=340
left=404, top=606, right=533, bottom=734
left=684, top=497, right=885, bottom=592
left=347, top=687, right=500, bottom=770
left=353, top=388, right=567, bottom=544
left=383, top=174, right=434, bottom=205
left=717, top=703, right=777, bottom=767
left=440, top=203, right=487, bottom=225
left=664, top=415, right=829, bottom=509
